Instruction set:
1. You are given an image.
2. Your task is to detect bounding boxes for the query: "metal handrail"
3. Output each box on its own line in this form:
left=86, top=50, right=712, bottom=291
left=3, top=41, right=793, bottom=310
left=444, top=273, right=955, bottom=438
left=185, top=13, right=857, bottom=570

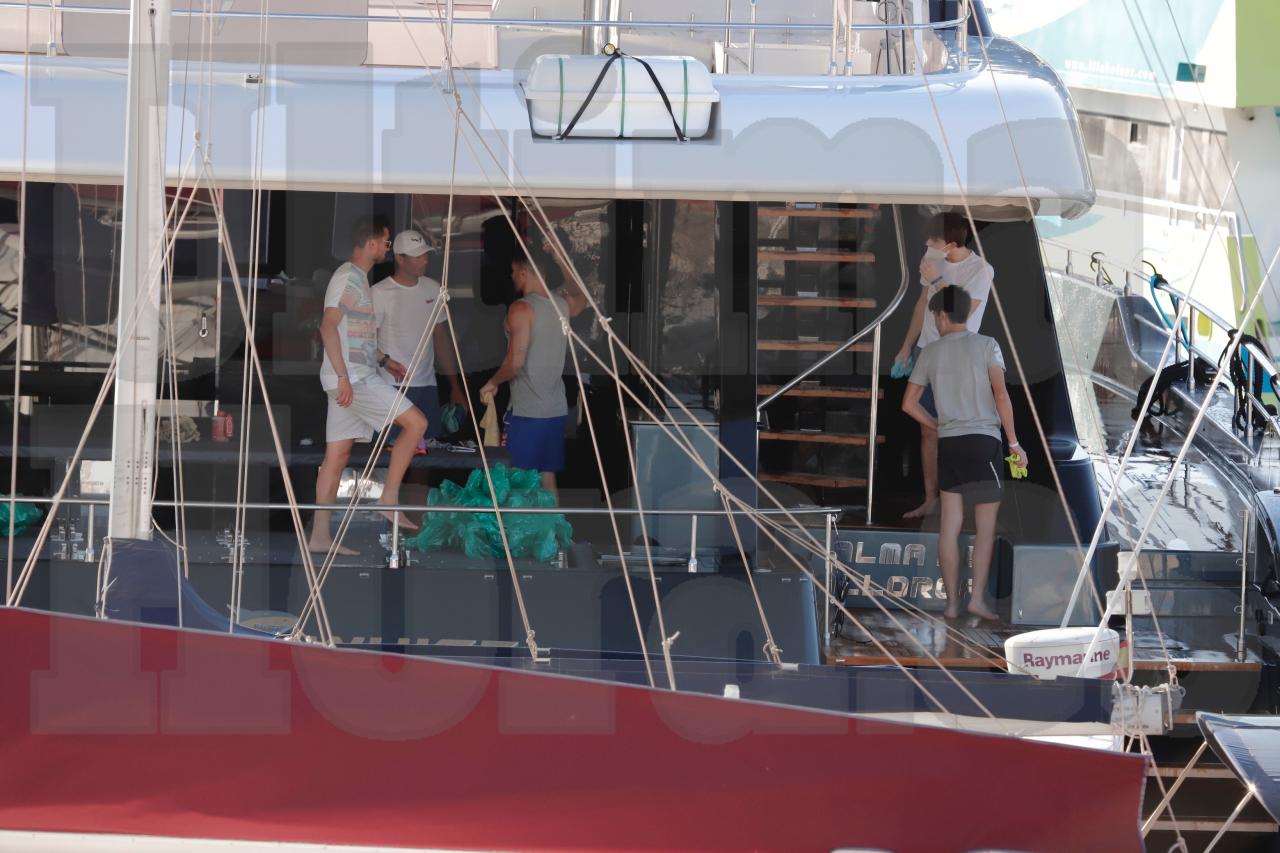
left=1045, top=238, right=1280, bottom=431
left=1045, top=239, right=1278, bottom=379
left=12, top=494, right=835, bottom=517
left=757, top=204, right=907, bottom=415
left=0, top=1, right=970, bottom=35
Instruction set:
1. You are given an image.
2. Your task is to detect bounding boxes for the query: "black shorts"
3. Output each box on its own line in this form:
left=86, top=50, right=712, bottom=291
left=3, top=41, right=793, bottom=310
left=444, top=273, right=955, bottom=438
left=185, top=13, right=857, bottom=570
left=938, top=434, right=1004, bottom=504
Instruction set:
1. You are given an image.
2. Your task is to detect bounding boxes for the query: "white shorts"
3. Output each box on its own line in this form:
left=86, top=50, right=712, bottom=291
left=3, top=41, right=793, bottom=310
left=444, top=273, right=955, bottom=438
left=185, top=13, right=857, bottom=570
left=325, top=378, right=414, bottom=444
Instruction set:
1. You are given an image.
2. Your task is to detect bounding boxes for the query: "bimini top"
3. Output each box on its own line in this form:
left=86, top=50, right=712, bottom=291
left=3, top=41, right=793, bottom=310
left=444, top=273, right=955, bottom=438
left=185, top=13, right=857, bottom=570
left=1198, top=713, right=1280, bottom=824
left=0, top=36, right=1095, bottom=217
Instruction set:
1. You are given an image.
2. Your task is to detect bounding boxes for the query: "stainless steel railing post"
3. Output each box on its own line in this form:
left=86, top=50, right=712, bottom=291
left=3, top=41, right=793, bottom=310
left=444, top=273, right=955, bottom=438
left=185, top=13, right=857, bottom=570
left=823, top=512, right=834, bottom=643
left=1239, top=508, right=1250, bottom=662
left=829, top=0, right=840, bottom=75
left=865, top=324, right=881, bottom=525
left=1187, top=306, right=1196, bottom=392
left=747, top=0, right=757, bottom=73
left=722, top=0, right=732, bottom=72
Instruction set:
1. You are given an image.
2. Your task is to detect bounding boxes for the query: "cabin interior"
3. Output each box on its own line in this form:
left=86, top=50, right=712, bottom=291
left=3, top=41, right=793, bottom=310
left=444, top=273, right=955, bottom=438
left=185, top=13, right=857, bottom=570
left=0, top=183, right=1193, bottom=676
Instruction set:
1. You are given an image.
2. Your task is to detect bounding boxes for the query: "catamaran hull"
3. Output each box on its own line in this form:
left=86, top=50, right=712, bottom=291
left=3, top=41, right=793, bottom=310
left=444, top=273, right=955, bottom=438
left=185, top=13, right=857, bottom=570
left=0, top=607, right=1146, bottom=852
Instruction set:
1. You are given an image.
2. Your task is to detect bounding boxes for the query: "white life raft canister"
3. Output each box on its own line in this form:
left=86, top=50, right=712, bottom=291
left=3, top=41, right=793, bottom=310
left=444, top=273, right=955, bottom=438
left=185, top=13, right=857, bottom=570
left=1004, top=627, right=1120, bottom=681
left=524, top=54, right=718, bottom=139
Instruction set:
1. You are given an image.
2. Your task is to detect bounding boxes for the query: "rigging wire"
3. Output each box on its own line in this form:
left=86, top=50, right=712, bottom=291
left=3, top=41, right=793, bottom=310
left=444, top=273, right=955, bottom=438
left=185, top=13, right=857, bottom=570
left=378, top=0, right=1008, bottom=705
left=8, top=145, right=206, bottom=607
left=230, top=0, right=272, bottom=629
left=5, top=0, right=32, bottom=599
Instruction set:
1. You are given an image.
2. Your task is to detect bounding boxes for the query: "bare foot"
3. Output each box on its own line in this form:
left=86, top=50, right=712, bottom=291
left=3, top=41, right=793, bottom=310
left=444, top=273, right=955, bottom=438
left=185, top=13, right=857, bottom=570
left=967, top=601, right=999, bottom=621
left=377, top=508, right=419, bottom=532
left=943, top=606, right=962, bottom=620
left=307, top=536, right=359, bottom=557
left=903, top=497, right=938, bottom=520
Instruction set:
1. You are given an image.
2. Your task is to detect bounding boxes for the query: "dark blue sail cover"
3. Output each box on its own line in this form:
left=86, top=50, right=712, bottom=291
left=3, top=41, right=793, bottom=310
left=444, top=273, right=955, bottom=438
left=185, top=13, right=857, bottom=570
left=1199, top=713, right=1280, bottom=823
left=102, top=537, right=271, bottom=636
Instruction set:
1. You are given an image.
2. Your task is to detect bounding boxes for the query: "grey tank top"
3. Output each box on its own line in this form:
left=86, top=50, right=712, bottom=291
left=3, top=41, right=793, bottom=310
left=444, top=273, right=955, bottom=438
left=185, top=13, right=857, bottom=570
left=510, top=292, right=569, bottom=418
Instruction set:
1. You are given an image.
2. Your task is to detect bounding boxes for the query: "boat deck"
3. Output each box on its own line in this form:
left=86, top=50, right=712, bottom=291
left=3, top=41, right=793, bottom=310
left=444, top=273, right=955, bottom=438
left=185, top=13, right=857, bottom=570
left=825, top=609, right=1264, bottom=674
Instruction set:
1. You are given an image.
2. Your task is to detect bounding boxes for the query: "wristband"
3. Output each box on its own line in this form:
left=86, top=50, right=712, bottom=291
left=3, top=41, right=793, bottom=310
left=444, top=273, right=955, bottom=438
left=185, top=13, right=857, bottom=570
left=378, top=354, right=390, bottom=368
left=1009, top=441, right=1021, bottom=449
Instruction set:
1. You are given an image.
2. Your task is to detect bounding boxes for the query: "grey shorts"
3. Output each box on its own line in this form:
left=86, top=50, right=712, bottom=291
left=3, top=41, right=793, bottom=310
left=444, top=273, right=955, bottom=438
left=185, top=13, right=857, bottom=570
left=325, top=378, right=414, bottom=444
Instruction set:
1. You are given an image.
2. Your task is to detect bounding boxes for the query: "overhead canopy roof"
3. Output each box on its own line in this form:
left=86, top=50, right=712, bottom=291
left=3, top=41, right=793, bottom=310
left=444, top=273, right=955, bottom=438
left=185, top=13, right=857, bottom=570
left=0, top=36, right=1095, bottom=216
left=1199, top=713, right=1280, bottom=823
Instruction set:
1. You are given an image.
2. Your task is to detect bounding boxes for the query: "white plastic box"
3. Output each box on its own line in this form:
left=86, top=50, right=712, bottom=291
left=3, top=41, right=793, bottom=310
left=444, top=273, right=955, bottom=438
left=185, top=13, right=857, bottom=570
left=1004, top=627, right=1121, bottom=681
left=524, top=54, right=718, bottom=139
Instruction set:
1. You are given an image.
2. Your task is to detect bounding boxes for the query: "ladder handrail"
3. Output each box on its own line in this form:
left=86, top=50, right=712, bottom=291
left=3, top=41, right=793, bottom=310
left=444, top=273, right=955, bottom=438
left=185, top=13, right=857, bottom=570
left=1042, top=238, right=1279, bottom=382
left=757, top=203, right=908, bottom=416
left=1043, top=238, right=1280, bottom=438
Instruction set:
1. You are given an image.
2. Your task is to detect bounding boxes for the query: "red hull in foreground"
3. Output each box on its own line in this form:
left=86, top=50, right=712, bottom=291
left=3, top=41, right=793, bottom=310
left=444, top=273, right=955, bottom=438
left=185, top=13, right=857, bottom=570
left=0, top=608, right=1144, bottom=852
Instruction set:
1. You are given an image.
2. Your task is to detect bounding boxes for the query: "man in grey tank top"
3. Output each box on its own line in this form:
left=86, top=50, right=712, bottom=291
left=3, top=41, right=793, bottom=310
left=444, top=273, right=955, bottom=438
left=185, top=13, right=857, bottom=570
left=480, top=249, right=587, bottom=498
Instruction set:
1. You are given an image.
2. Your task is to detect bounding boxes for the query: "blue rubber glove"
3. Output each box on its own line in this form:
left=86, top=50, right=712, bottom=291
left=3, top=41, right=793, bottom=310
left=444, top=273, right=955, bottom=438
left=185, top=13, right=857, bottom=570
left=890, top=353, right=914, bottom=379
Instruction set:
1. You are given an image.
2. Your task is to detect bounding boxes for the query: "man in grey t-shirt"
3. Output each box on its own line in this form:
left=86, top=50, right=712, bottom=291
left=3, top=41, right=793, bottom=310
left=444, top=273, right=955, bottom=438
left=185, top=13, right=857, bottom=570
left=902, top=286, right=1027, bottom=621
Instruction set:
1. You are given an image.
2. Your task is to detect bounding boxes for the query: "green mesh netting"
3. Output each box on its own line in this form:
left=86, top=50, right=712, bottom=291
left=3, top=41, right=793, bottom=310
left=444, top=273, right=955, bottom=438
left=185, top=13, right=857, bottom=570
left=0, top=498, right=42, bottom=537
left=406, top=463, right=572, bottom=562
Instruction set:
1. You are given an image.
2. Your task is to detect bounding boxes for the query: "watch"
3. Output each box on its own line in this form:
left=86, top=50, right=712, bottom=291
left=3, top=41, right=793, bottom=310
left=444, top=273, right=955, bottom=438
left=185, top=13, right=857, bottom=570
left=378, top=353, right=390, bottom=368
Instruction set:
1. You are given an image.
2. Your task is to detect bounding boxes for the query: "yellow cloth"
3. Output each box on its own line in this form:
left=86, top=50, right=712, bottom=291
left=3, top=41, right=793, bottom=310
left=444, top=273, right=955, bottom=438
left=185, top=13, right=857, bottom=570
left=479, top=398, right=500, bottom=447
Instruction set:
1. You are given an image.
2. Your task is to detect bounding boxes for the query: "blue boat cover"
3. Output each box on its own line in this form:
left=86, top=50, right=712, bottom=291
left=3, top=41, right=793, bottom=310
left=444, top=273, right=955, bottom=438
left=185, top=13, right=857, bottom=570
left=102, top=537, right=271, bottom=636
left=1198, top=713, right=1280, bottom=823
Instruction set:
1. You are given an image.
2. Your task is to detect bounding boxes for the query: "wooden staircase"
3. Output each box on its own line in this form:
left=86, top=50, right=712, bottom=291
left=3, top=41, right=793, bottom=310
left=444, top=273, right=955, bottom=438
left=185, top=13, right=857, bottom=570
left=755, top=202, right=885, bottom=508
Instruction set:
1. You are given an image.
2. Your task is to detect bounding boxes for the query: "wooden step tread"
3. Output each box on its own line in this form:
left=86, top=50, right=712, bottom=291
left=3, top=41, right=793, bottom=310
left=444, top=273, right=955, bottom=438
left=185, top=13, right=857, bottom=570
left=757, top=385, right=881, bottom=400
left=758, top=249, right=876, bottom=264
left=761, top=472, right=868, bottom=489
left=758, top=295, right=875, bottom=309
left=758, top=206, right=878, bottom=220
left=760, top=431, right=885, bottom=446
left=758, top=340, right=874, bottom=353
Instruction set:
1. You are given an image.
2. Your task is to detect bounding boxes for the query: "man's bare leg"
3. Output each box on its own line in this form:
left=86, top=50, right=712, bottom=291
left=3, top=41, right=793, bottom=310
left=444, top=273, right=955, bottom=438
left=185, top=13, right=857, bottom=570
left=540, top=471, right=559, bottom=504
left=904, top=427, right=939, bottom=519
left=938, top=490, right=965, bottom=618
left=309, top=439, right=359, bottom=556
left=377, top=406, right=427, bottom=531
left=967, top=500, right=1000, bottom=620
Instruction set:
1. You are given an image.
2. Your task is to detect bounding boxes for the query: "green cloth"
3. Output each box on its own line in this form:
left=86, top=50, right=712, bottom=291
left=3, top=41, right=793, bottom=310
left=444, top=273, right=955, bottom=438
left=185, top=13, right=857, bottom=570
left=0, top=498, right=42, bottom=537
left=406, top=463, right=572, bottom=562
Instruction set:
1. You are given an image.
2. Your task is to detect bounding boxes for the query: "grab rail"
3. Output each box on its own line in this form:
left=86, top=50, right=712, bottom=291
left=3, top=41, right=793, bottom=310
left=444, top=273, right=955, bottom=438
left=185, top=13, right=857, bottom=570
left=0, top=2, right=971, bottom=35
left=1043, top=238, right=1279, bottom=435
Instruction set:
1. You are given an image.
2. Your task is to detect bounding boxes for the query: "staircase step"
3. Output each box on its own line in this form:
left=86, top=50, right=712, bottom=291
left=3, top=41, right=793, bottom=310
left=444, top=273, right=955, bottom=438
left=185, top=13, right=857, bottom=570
left=757, top=296, right=875, bottom=309
left=756, top=385, right=882, bottom=400
left=758, top=249, right=875, bottom=264
left=758, top=340, right=874, bottom=353
left=761, top=472, right=868, bottom=489
left=758, top=206, right=878, bottom=220
left=760, top=431, right=885, bottom=446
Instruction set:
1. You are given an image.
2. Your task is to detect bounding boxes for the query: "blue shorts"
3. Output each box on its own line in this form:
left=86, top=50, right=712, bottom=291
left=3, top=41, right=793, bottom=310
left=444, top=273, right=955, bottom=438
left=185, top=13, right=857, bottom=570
left=390, top=385, right=442, bottom=440
left=507, top=414, right=566, bottom=473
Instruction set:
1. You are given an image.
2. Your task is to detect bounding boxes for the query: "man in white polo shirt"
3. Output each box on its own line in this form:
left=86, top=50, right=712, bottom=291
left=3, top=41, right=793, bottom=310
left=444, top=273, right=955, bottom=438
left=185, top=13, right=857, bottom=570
left=372, top=230, right=467, bottom=450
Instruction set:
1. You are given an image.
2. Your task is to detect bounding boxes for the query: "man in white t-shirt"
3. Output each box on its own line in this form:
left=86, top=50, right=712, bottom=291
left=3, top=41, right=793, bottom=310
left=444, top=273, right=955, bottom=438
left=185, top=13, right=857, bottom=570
left=892, top=213, right=995, bottom=519
left=309, top=216, right=427, bottom=556
left=372, top=230, right=467, bottom=449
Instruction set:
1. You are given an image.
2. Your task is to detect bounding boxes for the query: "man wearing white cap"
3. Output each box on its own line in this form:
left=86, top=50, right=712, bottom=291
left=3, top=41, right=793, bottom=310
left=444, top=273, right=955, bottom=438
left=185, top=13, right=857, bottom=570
left=372, top=230, right=467, bottom=448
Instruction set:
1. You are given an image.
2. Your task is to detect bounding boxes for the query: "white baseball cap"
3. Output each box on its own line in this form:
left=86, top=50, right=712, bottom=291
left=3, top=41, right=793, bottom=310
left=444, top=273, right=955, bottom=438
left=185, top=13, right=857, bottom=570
left=392, top=230, right=432, bottom=257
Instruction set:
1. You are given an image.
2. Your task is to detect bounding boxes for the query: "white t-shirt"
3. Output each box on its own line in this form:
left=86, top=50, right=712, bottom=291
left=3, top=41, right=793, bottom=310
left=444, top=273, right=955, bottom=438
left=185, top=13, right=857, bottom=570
left=371, top=275, right=446, bottom=387
left=917, top=250, right=995, bottom=348
left=320, top=262, right=378, bottom=392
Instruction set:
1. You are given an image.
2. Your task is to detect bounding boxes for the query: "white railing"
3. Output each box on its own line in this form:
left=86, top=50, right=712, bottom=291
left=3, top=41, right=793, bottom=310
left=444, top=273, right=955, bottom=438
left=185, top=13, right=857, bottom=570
left=1044, top=237, right=1280, bottom=438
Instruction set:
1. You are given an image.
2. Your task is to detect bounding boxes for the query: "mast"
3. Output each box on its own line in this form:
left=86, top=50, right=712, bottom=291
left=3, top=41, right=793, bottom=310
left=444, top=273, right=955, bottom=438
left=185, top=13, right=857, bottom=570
left=108, top=0, right=171, bottom=541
